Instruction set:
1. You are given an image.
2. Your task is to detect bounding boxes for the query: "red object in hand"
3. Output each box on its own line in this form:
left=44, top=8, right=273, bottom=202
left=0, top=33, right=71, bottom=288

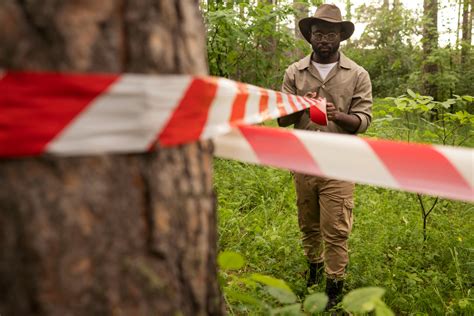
left=309, top=97, right=328, bottom=126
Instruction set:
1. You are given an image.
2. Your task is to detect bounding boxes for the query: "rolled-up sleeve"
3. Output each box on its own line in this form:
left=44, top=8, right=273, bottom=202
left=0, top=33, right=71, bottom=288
left=350, top=70, right=372, bottom=134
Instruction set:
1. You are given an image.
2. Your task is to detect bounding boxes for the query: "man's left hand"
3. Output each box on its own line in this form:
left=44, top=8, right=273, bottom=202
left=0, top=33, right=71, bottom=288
left=327, top=102, right=339, bottom=121
left=326, top=102, right=361, bottom=133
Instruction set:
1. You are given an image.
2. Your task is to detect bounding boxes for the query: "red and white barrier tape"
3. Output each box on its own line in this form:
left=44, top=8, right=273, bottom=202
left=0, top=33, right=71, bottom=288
left=214, top=126, right=473, bottom=202
left=0, top=71, right=324, bottom=156
left=0, top=71, right=472, bottom=202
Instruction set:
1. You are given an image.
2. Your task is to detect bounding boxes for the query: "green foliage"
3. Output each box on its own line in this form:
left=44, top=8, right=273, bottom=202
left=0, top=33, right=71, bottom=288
left=344, top=45, right=421, bottom=97
left=203, top=2, right=308, bottom=90
left=203, top=1, right=473, bottom=98
left=215, top=97, right=473, bottom=314
left=342, top=287, right=392, bottom=315
left=219, top=251, right=245, bottom=270
left=345, top=3, right=420, bottom=97
left=217, top=249, right=394, bottom=315
left=369, top=92, right=473, bottom=241
left=371, top=92, right=474, bottom=146
left=408, top=47, right=464, bottom=101
left=215, top=156, right=473, bottom=315
left=207, top=2, right=474, bottom=315
left=303, top=293, right=327, bottom=314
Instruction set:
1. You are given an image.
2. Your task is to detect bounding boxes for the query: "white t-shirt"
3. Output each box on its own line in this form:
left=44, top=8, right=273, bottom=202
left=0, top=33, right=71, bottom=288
left=311, top=61, right=337, bottom=81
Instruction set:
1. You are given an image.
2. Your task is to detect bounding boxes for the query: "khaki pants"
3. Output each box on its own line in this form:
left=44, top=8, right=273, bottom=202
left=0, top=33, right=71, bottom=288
left=294, top=173, right=354, bottom=279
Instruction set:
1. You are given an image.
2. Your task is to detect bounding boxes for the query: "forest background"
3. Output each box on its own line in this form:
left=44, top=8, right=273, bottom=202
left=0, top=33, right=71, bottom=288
left=202, top=0, right=474, bottom=315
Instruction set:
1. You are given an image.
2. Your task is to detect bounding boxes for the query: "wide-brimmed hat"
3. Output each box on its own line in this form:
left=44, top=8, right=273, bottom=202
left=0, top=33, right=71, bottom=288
left=299, top=4, right=354, bottom=42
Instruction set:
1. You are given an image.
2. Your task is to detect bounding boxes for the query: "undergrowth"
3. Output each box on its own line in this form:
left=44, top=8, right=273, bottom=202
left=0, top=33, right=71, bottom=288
left=214, top=98, right=474, bottom=315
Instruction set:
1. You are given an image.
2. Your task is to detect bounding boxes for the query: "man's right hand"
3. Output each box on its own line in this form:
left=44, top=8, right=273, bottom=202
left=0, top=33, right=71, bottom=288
left=304, top=92, right=318, bottom=99
left=278, top=92, right=318, bottom=127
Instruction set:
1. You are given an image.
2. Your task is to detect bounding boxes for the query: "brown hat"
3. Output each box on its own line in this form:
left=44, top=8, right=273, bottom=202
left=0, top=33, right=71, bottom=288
left=299, top=4, right=355, bottom=42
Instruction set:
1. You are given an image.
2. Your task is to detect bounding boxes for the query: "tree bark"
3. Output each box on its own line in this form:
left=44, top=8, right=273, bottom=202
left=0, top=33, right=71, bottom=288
left=0, top=1, right=223, bottom=315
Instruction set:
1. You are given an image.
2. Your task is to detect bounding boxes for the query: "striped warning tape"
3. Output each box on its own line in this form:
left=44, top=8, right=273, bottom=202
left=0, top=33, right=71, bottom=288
left=0, top=71, right=472, bottom=202
left=0, top=71, right=323, bottom=156
left=214, top=126, right=473, bottom=202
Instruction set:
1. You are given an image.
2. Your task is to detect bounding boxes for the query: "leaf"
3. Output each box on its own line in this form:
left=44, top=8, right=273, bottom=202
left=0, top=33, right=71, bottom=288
left=342, top=287, right=386, bottom=313
left=374, top=300, right=395, bottom=316
left=462, top=95, right=473, bottom=102
left=250, top=273, right=292, bottom=292
left=225, top=289, right=263, bottom=307
left=406, top=272, right=423, bottom=283
left=440, top=101, right=453, bottom=109
left=458, top=298, right=469, bottom=309
left=266, top=286, right=297, bottom=304
left=303, top=292, right=328, bottom=314
left=407, top=89, right=417, bottom=99
left=218, top=251, right=245, bottom=271
left=394, top=99, right=407, bottom=109
left=271, top=303, right=304, bottom=316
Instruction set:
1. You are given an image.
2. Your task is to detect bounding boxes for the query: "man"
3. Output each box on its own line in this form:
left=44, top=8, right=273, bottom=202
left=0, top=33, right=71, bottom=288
left=278, top=4, right=372, bottom=310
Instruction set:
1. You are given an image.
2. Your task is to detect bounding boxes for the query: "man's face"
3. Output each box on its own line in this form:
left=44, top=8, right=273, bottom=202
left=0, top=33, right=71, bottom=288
left=310, top=21, right=342, bottom=59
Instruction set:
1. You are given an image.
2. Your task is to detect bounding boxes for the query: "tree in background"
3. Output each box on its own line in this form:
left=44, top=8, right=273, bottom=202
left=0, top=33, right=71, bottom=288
left=293, top=1, right=309, bottom=40
left=204, top=0, right=299, bottom=89
left=458, top=0, right=474, bottom=97
left=461, top=0, right=472, bottom=65
left=348, top=1, right=419, bottom=96
left=345, top=0, right=353, bottom=47
left=204, top=0, right=472, bottom=99
left=292, top=1, right=324, bottom=39
left=293, top=1, right=324, bottom=57
left=0, top=1, right=223, bottom=315
left=422, top=0, right=439, bottom=99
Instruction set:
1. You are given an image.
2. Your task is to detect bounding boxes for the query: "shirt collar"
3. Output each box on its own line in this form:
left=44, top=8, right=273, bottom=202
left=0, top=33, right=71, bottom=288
left=296, top=52, right=352, bottom=70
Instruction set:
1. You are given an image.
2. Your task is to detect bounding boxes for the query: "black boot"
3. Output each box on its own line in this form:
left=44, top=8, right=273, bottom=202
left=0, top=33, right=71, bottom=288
left=306, top=262, right=324, bottom=288
left=325, top=278, right=344, bottom=311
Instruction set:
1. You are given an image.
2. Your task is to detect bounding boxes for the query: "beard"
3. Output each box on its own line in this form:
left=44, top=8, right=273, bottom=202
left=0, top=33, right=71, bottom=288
left=312, top=42, right=340, bottom=60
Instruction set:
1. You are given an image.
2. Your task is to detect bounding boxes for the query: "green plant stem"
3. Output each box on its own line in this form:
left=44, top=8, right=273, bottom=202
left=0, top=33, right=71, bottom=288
left=416, top=194, right=439, bottom=242
left=404, top=111, right=411, bottom=142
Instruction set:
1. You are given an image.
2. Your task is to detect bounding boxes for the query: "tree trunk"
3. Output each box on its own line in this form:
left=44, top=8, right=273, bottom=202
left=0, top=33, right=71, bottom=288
left=471, top=0, right=474, bottom=45
left=461, top=0, right=472, bottom=65
left=0, top=1, right=224, bottom=315
left=345, top=0, right=352, bottom=47
left=468, top=0, right=474, bottom=45
left=456, top=0, right=462, bottom=48
left=293, top=0, right=309, bottom=40
left=422, top=0, right=439, bottom=99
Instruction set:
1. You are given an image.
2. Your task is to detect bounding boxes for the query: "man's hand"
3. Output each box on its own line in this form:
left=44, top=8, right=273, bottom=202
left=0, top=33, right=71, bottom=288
left=326, top=102, right=339, bottom=121
left=304, top=92, right=318, bottom=99
left=326, top=102, right=361, bottom=133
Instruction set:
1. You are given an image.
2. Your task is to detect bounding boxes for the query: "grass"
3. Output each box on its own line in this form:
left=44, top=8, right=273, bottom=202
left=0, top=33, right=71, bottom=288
left=214, top=101, right=474, bottom=315
left=214, top=160, right=473, bottom=314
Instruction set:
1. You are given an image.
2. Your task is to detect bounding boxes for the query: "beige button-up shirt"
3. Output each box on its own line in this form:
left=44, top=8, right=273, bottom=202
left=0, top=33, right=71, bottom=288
left=280, top=52, right=372, bottom=134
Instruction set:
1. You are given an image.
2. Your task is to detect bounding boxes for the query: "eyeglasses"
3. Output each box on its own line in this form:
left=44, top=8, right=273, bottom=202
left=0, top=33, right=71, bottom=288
left=311, top=32, right=339, bottom=42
